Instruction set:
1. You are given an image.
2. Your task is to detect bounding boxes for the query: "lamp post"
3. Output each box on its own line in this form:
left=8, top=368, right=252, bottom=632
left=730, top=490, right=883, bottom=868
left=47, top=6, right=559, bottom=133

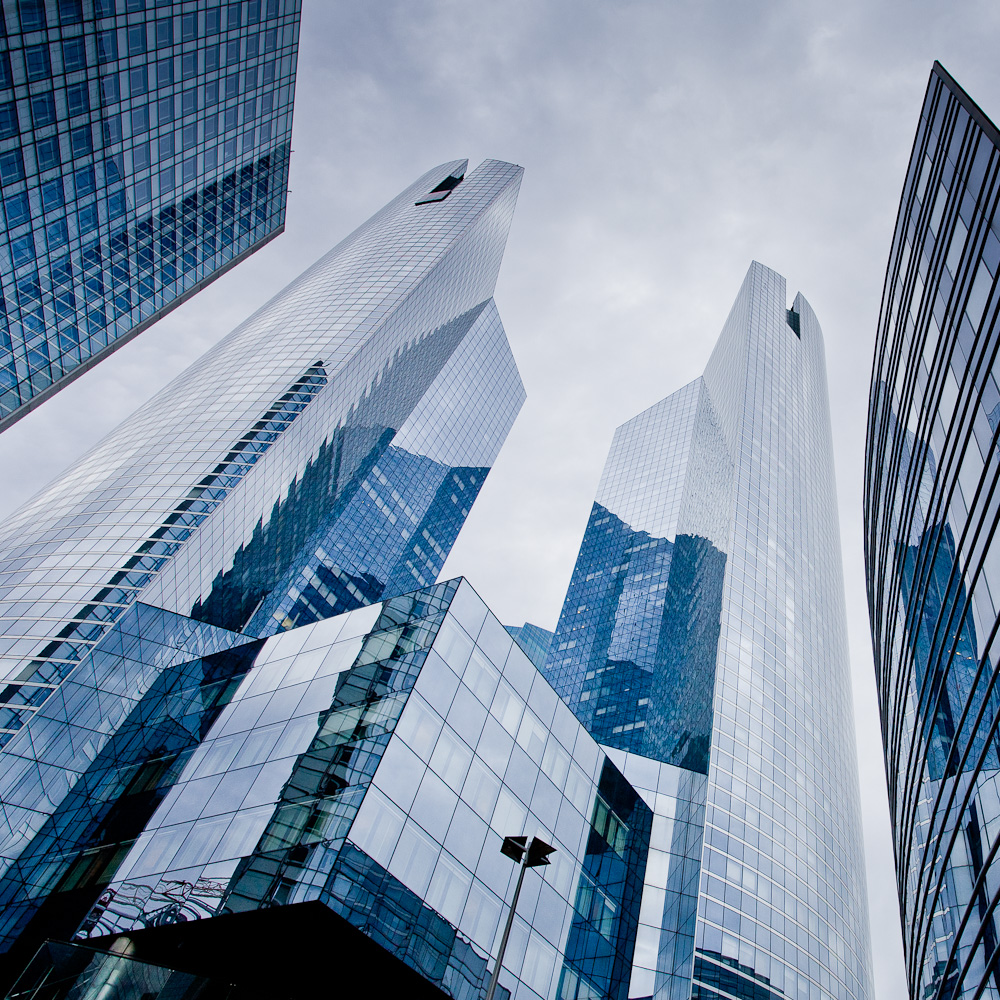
left=483, top=835, right=556, bottom=1000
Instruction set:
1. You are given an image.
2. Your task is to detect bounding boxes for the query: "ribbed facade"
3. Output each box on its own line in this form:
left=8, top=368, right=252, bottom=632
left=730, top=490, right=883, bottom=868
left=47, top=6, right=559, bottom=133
left=0, top=0, right=300, bottom=429
left=865, top=63, right=1000, bottom=1000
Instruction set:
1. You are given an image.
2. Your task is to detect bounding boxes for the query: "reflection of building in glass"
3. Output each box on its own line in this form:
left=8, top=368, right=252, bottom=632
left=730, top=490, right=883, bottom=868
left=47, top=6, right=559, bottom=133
left=0, top=0, right=301, bottom=429
left=865, top=63, right=1000, bottom=1000
left=0, top=158, right=525, bottom=753
left=547, top=263, right=873, bottom=1000
left=0, top=579, right=667, bottom=1000
left=505, top=622, right=554, bottom=670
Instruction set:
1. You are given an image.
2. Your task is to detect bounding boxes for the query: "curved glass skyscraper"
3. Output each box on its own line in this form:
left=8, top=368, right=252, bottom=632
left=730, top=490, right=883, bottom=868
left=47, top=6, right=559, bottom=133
left=865, top=63, right=1000, bottom=1000
left=549, top=262, right=873, bottom=1000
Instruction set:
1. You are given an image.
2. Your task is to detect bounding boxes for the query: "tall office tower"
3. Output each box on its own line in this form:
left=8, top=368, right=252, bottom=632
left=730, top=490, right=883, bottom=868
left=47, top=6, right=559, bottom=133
left=0, top=158, right=524, bottom=762
left=548, top=263, right=873, bottom=1000
left=865, top=63, right=1000, bottom=1000
left=0, top=0, right=300, bottom=429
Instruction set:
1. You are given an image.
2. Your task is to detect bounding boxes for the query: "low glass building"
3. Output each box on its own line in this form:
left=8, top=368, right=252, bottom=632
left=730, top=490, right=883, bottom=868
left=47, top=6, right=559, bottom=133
left=0, top=0, right=300, bottom=428
left=865, top=63, right=1000, bottom=1000
left=0, top=578, right=706, bottom=1000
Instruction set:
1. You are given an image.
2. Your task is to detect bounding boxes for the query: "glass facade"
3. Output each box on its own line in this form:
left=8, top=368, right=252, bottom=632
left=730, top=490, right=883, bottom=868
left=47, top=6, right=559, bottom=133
left=0, top=159, right=524, bottom=754
left=547, top=263, right=873, bottom=1000
left=0, top=577, right=667, bottom=1000
left=506, top=623, right=554, bottom=671
left=0, top=0, right=300, bottom=429
left=865, top=63, right=1000, bottom=1000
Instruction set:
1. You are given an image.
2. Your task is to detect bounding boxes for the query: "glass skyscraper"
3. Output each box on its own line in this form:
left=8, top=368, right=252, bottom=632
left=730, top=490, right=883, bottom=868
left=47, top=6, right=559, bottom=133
left=865, top=63, right=1000, bottom=1000
left=0, top=155, right=526, bottom=906
left=548, top=262, right=873, bottom=1000
left=0, top=0, right=300, bottom=429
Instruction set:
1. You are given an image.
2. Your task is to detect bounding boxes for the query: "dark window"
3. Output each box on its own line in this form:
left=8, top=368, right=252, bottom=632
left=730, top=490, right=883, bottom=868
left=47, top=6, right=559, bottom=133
left=36, top=136, right=61, bottom=170
left=263, top=60, right=274, bottom=84
left=248, top=0, right=260, bottom=24
left=11, top=234, right=35, bottom=266
left=101, top=74, right=119, bottom=102
left=47, top=218, right=68, bottom=247
left=205, top=44, right=220, bottom=71
left=158, top=133, right=174, bottom=158
left=74, top=164, right=96, bottom=195
left=131, top=106, right=149, bottom=133
left=4, top=193, right=30, bottom=227
left=95, top=0, right=115, bottom=14
left=129, top=66, right=148, bottom=96
left=182, top=124, right=197, bottom=149
left=24, top=44, right=52, bottom=82
left=246, top=35, right=259, bottom=59
left=267, top=0, right=279, bottom=15
left=0, top=53, right=11, bottom=89
left=156, top=18, right=173, bottom=47
left=264, top=29, right=277, bottom=52
left=182, top=13, right=197, bottom=41
left=105, top=157, right=122, bottom=183
left=0, top=103, right=17, bottom=140
left=157, top=96, right=174, bottom=124
left=133, top=142, right=150, bottom=169
left=41, top=178, right=64, bottom=211
left=31, top=92, right=56, bottom=127
left=226, top=39, right=241, bottom=64
left=157, top=57, right=173, bottom=87
left=205, top=113, right=218, bottom=139
left=66, top=81, right=89, bottom=115
left=78, top=203, right=98, bottom=232
left=125, top=0, right=145, bottom=11
left=182, top=88, right=197, bottom=115
left=69, top=125, right=92, bottom=156
left=206, top=9, right=221, bottom=33
left=182, top=51, right=197, bottom=79
left=18, top=0, right=46, bottom=31
left=225, top=74, right=238, bottom=99
left=62, top=38, right=87, bottom=72
left=58, top=0, right=83, bottom=24
left=102, top=114, right=121, bottom=145
left=205, top=80, right=219, bottom=106
left=227, top=2, right=241, bottom=28
left=97, top=31, right=117, bottom=63
left=127, top=25, right=146, bottom=56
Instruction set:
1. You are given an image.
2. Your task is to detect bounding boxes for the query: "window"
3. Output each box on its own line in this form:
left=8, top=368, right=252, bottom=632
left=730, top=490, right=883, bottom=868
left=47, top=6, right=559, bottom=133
left=4, top=193, right=30, bottom=228
left=182, top=88, right=197, bottom=115
left=24, top=44, right=52, bottom=82
left=66, top=82, right=89, bottom=116
left=18, top=0, right=46, bottom=31
left=74, top=164, right=96, bottom=196
left=70, top=125, right=92, bottom=157
left=157, top=58, right=173, bottom=87
left=129, top=66, right=148, bottom=96
left=97, top=31, right=117, bottom=63
left=181, top=13, right=197, bottom=41
left=128, top=25, right=146, bottom=56
left=36, top=136, right=61, bottom=170
left=62, top=38, right=87, bottom=72
left=31, top=92, right=56, bottom=127
left=41, top=179, right=64, bottom=211
left=11, top=234, right=35, bottom=266
left=0, top=103, right=17, bottom=140
left=58, top=0, right=83, bottom=24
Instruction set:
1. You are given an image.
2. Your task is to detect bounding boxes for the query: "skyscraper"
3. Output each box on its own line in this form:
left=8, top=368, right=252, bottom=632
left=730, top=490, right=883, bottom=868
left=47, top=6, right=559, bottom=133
left=0, top=0, right=300, bottom=429
left=865, top=63, right=1000, bottom=1000
left=0, top=157, right=526, bottom=877
left=548, top=262, right=873, bottom=1000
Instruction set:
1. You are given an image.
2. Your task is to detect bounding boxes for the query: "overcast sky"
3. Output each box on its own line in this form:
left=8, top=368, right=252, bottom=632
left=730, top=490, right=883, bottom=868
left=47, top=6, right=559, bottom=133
left=5, top=1, right=1000, bottom=996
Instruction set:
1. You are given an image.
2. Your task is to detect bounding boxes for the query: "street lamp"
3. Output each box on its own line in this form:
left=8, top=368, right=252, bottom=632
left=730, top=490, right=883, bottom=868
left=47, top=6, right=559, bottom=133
left=483, top=834, right=556, bottom=1000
